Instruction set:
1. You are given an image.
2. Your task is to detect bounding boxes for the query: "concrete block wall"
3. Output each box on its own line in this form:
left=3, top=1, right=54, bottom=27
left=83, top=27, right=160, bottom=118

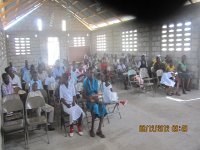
left=0, top=20, right=8, bottom=150
left=91, top=22, right=152, bottom=63
left=91, top=4, right=200, bottom=89
left=6, top=0, right=90, bottom=71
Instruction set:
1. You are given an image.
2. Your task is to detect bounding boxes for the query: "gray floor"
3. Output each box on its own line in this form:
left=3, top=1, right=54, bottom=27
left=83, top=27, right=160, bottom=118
left=4, top=85, right=200, bottom=150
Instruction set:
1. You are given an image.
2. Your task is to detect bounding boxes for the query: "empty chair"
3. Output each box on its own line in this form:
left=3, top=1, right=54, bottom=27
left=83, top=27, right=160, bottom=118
left=2, top=94, right=27, bottom=149
left=139, top=68, right=155, bottom=94
left=25, top=96, right=49, bottom=148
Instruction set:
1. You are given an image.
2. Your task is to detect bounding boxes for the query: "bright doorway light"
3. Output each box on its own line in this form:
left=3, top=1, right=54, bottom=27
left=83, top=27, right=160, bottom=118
left=62, top=20, right=66, bottom=31
left=47, top=37, right=60, bottom=66
left=37, top=19, right=43, bottom=31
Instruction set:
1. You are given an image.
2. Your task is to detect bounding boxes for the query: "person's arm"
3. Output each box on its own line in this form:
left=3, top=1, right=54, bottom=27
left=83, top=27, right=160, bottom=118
left=60, top=98, right=71, bottom=108
left=1, top=85, right=7, bottom=97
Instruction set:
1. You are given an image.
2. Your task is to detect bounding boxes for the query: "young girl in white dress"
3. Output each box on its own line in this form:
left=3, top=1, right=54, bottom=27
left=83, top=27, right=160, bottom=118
left=102, top=75, right=127, bottom=105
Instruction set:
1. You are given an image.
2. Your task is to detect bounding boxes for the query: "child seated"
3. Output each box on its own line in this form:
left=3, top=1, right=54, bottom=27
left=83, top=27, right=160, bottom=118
left=102, top=75, right=127, bottom=105
left=45, top=69, right=56, bottom=90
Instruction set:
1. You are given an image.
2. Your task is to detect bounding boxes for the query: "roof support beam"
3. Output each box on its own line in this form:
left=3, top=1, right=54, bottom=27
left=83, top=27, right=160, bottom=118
left=0, top=0, right=16, bottom=9
left=72, top=0, right=78, bottom=5
left=2, top=0, right=42, bottom=26
left=82, top=10, right=106, bottom=20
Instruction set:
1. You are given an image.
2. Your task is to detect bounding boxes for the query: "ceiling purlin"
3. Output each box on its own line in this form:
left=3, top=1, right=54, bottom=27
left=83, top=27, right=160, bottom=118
left=58, top=0, right=93, bottom=30
left=0, top=0, right=16, bottom=9
left=70, top=0, right=106, bottom=23
left=2, top=0, right=43, bottom=27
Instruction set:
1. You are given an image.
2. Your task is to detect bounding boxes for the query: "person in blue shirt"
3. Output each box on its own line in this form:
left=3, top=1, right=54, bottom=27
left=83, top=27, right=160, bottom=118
left=30, top=71, right=43, bottom=91
left=21, top=60, right=29, bottom=76
left=53, top=60, right=65, bottom=80
left=83, top=67, right=107, bottom=138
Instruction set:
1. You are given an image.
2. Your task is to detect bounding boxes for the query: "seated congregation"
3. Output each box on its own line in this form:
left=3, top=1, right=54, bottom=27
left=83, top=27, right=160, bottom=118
left=1, top=52, right=192, bottom=148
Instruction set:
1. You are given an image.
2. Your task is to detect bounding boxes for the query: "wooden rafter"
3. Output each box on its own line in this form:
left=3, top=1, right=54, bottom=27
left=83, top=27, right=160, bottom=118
left=82, top=10, right=106, bottom=20
left=72, top=0, right=78, bottom=5
left=2, top=0, right=43, bottom=26
left=14, top=0, right=20, bottom=18
left=0, top=0, right=21, bottom=17
left=0, top=0, right=16, bottom=9
left=58, top=0, right=93, bottom=30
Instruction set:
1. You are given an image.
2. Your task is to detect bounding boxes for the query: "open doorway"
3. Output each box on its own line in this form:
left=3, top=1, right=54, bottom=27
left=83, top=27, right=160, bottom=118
left=47, top=37, right=60, bottom=66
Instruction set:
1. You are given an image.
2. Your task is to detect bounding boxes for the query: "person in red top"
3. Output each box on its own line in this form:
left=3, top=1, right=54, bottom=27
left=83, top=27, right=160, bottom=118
left=100, top=57, right=108, bottom=74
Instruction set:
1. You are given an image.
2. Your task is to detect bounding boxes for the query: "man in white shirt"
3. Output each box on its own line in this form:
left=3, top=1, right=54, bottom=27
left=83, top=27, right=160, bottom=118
left=27, top=82, right=55, bottom=131
left=5, top=66, right=22, bottom=89
left=60, top=73, right=84, bottom=137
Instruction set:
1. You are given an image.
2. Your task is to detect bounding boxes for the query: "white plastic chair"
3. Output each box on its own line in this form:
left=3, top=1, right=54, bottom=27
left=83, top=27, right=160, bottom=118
left=139, top=68, right=155, bottom=94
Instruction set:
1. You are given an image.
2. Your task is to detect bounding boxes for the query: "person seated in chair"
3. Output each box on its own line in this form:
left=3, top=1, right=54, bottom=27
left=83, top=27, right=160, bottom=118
left=30, top=71, right=43, bottom=92
left=165, top=59, right=181, bottom=96
left=102, top=75, right=128, bottom=105
left=75, top=63, right=85, bottom=82
left=1, top=73, right=15, bottom=97
left=27, top=82, right=55, bottom=131
left=153, top=55, right=166, bottom=75
left=38, top=64, right=48, bottom=87
left=60, top=73, right=84, bottom=137
left=138, top=54, right=148, bottom=69
left=177, top=55, right=192, bottom=94
left=83, top=67, right=107, bottom=138
left=5, top=66, right=22, bottom=90
left=53, top=60, right=65, bottom=81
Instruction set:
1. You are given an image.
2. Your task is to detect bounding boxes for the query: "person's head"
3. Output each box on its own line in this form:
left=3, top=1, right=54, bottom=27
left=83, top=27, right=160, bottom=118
left=2, top=73, right=10, bottom=85
left=168, top=59, right=173, bottom=66
left=141, top=55, right=145, bottom=60
left=9, top=62, right=13, bottom=67
left=55, top=60, right=60, bottom=68
left=47, top=69, right=53, bottom=77
left=156, top=56, right=161, bottom=63
left=182, top=55, right=186, bottom=63
left=32, top=71, right=38, bottom=81
left=38, top=64, right=43, bottom=73
left=5, top=66, right=13, bottom=76
left=30, top=64, right=35, bottom=72
left=87, top=67, right=95, bottom=79
left=102, top=57, right=106, bottom=63
left=62, top=73, right=69, bottom=84
left=165, top=55, right=170, bottom=62
left=25, top=60, right=29, bottom=68
left=32, top=82, right=38, bottom=91
left=78, top=63, right=83, bottom=70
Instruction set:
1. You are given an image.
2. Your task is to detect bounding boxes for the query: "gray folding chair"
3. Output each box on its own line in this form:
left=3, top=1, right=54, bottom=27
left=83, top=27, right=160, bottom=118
left=60, top=102, right=70, bottom=137
left=2, top=94, right=27, bottom=149
left=139, top=68, right=155, bottom=95
left=25, top=96, right=49, bottom=148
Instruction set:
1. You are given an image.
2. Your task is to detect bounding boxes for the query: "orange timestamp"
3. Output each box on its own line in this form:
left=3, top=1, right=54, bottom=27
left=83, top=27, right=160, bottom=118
left=139, top=125, right=188, bottom=132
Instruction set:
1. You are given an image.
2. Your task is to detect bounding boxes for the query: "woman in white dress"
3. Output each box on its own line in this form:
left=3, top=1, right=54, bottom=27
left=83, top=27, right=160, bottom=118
left=59, top=73, right=84, bottom=137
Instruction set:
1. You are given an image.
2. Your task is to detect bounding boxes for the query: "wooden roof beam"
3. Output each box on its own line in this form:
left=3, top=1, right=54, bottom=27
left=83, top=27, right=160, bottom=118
left=82, top=10, right=106, bottom=20
left=0, top=0, right=16, bottom=9
left=2, top=0, right=42, bottom=25
left=72, top=0, right=78, bottom=5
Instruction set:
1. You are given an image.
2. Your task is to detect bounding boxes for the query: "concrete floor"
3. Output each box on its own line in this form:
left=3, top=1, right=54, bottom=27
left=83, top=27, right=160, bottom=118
left=4, top=85, right=200, bottom=150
